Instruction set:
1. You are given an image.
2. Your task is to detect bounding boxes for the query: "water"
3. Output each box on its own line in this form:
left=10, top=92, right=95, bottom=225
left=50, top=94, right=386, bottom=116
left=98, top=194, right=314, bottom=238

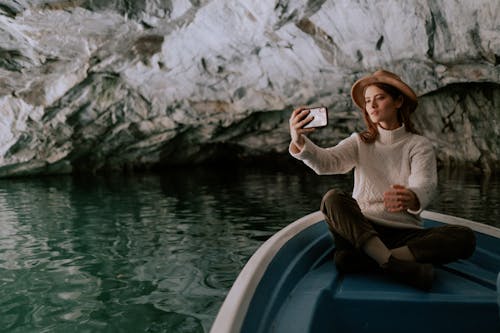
left=0, top=165, right=498, bottom=332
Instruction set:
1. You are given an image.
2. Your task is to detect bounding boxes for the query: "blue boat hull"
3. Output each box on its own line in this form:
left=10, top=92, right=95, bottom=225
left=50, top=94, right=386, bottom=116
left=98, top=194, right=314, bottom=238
left=212, top=212, right=500, bottom=333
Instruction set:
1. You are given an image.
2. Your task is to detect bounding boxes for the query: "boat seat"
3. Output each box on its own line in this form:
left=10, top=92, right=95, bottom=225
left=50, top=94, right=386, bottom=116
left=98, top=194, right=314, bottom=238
left=272, top=258, right=500, bottom=333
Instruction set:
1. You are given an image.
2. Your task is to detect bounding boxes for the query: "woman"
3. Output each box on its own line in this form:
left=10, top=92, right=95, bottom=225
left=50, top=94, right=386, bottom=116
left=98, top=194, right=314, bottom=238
left=289, top=69, right=476, bottom=290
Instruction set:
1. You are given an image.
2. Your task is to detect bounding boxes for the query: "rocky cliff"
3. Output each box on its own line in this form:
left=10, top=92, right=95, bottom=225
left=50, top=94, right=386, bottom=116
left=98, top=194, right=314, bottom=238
left=0, top=0, right=499, bottom=176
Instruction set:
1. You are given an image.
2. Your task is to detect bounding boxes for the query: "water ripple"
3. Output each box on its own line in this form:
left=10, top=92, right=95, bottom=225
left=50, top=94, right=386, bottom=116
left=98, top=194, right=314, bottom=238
left=0, top=168, right=497, bottom=332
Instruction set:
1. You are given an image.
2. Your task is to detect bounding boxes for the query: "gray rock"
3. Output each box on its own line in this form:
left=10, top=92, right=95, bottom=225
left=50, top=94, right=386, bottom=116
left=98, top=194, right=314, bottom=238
left=0, top=0, right=499, bottom=176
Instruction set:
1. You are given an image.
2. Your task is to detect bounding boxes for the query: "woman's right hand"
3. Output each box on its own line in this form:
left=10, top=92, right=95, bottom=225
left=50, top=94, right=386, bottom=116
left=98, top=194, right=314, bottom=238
left=289, top=107, right=315, bottom=153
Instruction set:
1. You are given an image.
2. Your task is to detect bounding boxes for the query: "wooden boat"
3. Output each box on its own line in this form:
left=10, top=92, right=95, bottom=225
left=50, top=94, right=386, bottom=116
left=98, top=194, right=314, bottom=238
left=211, top=211, right=500, bottom=333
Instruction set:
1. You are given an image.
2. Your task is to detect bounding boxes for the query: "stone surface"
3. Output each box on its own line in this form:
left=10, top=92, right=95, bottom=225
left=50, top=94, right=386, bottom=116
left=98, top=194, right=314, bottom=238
left=0, top=0, right=499, bottom=176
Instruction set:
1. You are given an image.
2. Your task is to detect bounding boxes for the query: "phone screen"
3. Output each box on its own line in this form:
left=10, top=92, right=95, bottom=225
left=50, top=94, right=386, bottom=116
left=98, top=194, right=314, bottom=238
left=303, top=107, right=328, bottom=128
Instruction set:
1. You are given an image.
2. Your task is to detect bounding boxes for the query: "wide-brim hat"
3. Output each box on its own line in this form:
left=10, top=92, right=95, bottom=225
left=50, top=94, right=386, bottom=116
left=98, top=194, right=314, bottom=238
left=351, top=69, right=418, bottom=112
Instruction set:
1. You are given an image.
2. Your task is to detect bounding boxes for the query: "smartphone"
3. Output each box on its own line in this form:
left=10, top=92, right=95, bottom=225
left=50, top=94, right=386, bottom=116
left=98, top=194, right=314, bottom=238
left=303, top=106, right=328, bottom=129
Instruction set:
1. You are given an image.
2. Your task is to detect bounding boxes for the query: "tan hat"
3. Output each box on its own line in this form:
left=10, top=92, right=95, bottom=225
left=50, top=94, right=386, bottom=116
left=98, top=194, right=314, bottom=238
left=351, top=69, right=418, bottom=112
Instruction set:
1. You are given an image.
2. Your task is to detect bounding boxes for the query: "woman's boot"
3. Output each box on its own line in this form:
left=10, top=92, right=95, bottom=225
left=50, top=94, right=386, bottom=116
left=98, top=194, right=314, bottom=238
left=382, top=256, right=434, bottom=291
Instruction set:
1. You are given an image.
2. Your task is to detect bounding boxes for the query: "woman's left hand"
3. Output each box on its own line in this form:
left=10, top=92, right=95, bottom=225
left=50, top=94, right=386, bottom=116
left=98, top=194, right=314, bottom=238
left=383, top=184, right=420, bottom=212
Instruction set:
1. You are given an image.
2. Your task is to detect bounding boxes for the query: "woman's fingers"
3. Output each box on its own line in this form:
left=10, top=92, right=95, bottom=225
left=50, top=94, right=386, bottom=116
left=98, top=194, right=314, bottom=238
left=296, top=114, right=314, bottom=129
left=298, top=127, right=316, bottom=135
left=384, top=186, right=411, bottom=212
left=290, top=107, right=315, bottom=139
left=383, top=185, right=419, bottom=212
left=291, top=106, right=306, bottom=118
left=290, top=107, right=309, bottom=126
left=290, top=107, right=306, bottom=121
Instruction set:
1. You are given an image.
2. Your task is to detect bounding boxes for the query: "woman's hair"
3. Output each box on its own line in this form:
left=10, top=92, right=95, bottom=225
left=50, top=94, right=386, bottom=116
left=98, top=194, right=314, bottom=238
left=359, top=82, right=419, bottom=143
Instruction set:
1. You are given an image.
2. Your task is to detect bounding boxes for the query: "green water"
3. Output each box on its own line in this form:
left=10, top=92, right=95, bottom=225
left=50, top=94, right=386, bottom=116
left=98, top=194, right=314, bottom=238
left=0, top=166, right=498, bottom=332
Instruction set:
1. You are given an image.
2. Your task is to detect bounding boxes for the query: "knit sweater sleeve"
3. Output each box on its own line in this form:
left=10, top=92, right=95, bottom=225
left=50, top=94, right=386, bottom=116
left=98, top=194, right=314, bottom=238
left=289, top=134, right=358, bottom=175
left=407, top=137, right=437, bottom=215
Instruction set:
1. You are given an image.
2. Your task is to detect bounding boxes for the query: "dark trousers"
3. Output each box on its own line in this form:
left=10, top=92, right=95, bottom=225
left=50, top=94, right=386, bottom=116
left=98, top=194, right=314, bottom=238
left=320, top=189, right=476, bottom=270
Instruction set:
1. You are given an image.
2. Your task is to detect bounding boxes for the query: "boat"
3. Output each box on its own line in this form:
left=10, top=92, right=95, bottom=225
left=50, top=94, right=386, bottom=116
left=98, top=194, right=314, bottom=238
left=211, top=211, right=500, bottom=333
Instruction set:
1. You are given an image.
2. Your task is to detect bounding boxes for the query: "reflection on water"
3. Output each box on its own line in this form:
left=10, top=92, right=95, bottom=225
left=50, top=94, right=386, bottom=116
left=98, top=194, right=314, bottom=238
left=0, top=166, right=497, bottom=332
left=428, top=167, right=500, bottom=227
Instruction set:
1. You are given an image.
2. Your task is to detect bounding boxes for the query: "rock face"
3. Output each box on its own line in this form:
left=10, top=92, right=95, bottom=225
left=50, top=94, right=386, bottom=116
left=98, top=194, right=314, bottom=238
left=0, top=0, right=499, bottom=176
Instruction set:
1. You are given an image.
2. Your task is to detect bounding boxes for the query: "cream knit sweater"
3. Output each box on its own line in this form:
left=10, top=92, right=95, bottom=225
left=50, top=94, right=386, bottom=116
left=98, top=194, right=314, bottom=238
left=291, top=125, right=437, bottom=228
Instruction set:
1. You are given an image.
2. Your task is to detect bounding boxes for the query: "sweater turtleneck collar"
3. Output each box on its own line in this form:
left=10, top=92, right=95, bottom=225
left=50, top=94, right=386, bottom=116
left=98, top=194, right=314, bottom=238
left=377, top=124, right=409, bottom=144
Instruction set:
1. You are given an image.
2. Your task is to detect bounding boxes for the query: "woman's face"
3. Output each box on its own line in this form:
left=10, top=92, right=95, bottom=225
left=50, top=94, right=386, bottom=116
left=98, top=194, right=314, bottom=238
left=364, top=85, right=403, bottom=130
